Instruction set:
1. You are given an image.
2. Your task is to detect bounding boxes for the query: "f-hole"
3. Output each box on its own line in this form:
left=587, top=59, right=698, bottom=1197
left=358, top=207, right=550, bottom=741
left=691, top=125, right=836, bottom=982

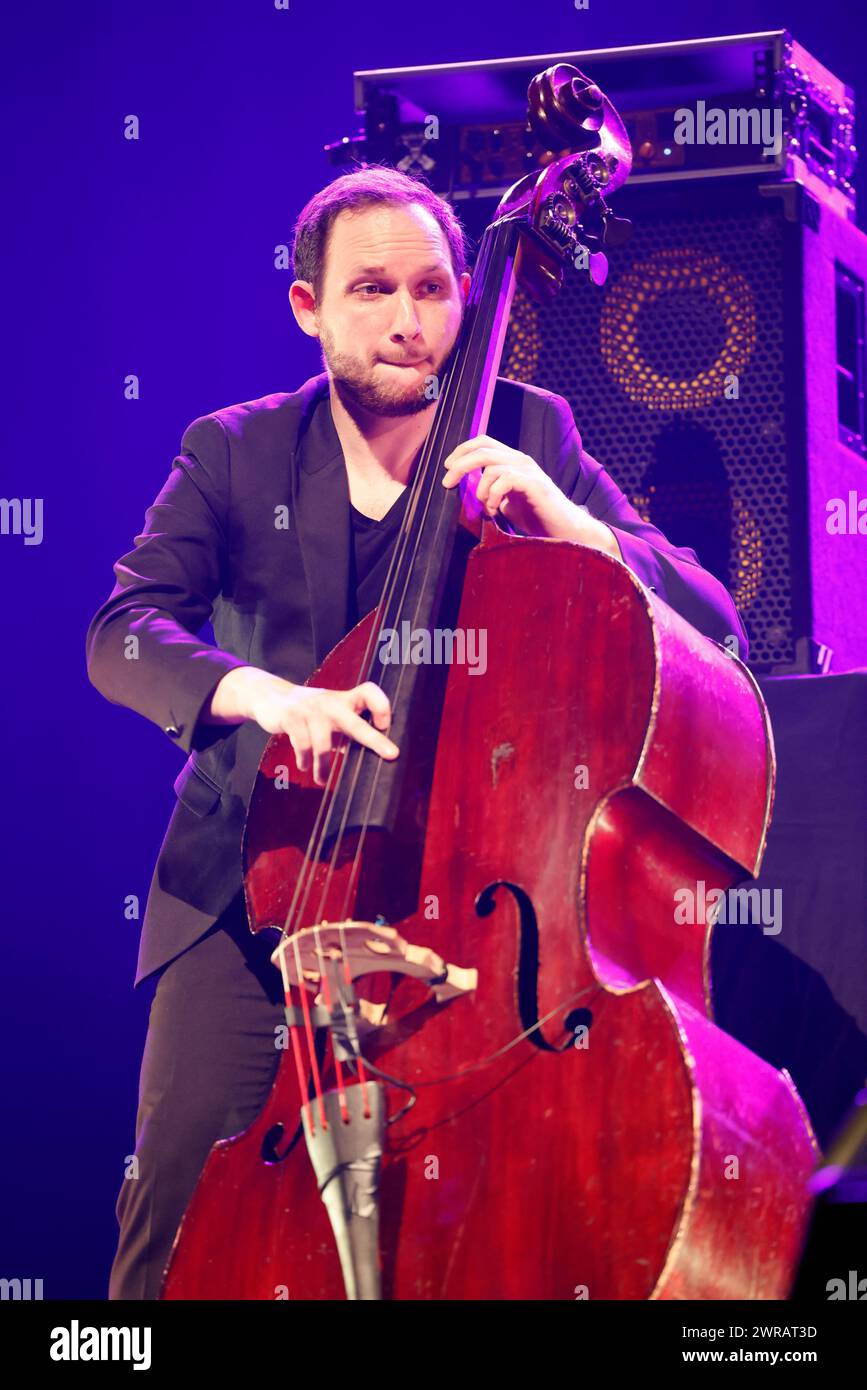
left=475, top=880, right=558, bottom=1053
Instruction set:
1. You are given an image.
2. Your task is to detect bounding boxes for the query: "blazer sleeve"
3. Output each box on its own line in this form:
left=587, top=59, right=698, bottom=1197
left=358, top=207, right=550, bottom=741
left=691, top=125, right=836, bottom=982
left=85, top=413, right=250, bottom=756
left=544, top=394, right=749, bottom=658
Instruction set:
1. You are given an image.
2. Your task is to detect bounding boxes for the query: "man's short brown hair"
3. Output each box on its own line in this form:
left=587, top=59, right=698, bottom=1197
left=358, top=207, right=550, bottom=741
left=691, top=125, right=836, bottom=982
left=292, top=164, right=470, bottom=300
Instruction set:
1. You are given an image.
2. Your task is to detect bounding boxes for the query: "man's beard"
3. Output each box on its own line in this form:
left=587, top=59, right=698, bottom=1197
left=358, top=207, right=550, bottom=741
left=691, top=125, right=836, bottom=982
left=319, top=327, right=456, bottom=418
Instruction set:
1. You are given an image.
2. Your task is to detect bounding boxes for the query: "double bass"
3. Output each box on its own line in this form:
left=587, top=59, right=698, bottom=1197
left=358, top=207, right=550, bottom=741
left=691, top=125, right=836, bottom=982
left=161, top=63, right=818, bottom=1300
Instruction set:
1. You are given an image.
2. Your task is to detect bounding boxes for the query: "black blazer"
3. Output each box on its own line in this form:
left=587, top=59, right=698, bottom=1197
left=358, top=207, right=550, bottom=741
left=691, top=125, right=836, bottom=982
left=86, top=371, right=747, bottom=986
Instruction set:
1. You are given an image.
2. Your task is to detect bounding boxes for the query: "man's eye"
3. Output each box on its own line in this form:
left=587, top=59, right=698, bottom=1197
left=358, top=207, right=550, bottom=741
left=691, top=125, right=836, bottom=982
left=355, top=284, right=382, bottom=296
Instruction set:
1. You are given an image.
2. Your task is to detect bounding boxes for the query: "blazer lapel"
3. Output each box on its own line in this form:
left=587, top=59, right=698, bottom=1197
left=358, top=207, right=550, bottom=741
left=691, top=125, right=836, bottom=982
left=293, top=379, right=352, bottom=666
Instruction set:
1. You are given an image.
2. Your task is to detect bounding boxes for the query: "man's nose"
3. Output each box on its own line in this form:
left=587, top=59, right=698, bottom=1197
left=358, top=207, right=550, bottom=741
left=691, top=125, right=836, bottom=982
left=389, top=291, right=422, bottom=338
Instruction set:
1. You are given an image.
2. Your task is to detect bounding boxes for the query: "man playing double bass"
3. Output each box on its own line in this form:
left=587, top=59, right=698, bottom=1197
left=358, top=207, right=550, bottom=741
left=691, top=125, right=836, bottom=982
left=87, top=165, right=747, bottom=1299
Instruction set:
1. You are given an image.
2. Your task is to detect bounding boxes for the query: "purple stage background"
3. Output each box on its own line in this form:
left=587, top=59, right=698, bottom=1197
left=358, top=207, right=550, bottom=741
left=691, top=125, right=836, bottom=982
left=2, top=0, right=865, bottom=1298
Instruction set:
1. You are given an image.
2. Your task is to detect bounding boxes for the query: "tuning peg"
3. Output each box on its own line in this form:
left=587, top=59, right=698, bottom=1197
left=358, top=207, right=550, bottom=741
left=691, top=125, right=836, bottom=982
left=588, top=251, right=609, bottom=286
left=570, top=239, right=609, bottom=286
left=602, top=210, right=633, bottom=247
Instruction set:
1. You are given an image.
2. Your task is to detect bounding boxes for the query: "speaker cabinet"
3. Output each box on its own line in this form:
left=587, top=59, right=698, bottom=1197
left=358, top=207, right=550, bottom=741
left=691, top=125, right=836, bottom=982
left=498, top=179, right=867, bottom=672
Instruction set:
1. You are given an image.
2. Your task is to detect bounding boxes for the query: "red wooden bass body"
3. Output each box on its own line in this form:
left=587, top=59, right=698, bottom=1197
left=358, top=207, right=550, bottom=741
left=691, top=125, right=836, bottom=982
left=162, top=536, right=817, bottom=1299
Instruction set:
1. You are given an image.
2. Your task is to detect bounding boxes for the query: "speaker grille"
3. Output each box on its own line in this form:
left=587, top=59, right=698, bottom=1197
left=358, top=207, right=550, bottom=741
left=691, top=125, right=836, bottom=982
left=502, top=196, right=796, bottom=666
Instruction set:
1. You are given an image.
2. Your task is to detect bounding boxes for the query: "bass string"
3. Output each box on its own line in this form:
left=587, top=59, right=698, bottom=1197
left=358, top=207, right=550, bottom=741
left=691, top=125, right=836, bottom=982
left=273, top=321, right=472, bottom=947
left=281, top=219, right=506, bottom=941
left=275, top=221, right=513, bottom=1101
left=324, top=221, right=520, bottom=928
left=271, top=346, right=474, bottom=1124
left=267, top=397, right=439, bottom=950
left=309, top=229, right=511, bottom=940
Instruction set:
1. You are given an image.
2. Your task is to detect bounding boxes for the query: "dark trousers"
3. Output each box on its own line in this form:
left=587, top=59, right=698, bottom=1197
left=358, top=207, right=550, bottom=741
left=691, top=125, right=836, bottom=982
left=108, top=895, right=284, bottom=1299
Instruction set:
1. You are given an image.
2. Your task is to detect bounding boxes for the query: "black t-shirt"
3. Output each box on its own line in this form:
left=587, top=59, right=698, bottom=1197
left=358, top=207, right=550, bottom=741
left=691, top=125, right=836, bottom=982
left=347, top=489, right=411, bottom=627
left=297, top=390, right=414, bottom=629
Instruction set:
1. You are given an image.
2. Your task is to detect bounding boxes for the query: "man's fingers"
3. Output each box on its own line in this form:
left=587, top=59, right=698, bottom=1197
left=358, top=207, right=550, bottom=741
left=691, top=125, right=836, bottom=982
left=442, top=452, right=497, bottom=489
left=474, top=462, right=509, bottom=504
left=288, top=727, right=312, bottom=774
left=444, top=434, right=495, bottom=461
left=275, top=687, right=399, bottom=780
left=337, top=705, right=399, bottom=759
left=349, top=682, right=395, bottom=735
left=307, top=714, right=338, bottom=786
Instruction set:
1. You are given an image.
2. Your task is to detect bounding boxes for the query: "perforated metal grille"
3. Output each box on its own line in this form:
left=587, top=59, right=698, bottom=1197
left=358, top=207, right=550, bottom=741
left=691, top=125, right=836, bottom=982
left=502, top=198, right=796, bottom=667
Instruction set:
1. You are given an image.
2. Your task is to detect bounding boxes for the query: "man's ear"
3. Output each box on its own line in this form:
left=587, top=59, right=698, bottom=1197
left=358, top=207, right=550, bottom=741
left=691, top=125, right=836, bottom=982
left=459, top=270, right=472, bottom=301
left=289, top=280, right=319, bottom=339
